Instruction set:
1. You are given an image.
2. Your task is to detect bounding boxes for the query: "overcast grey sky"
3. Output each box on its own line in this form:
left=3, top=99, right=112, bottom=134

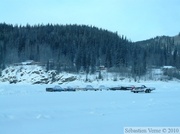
left=0, top=0, right=180, bottom=41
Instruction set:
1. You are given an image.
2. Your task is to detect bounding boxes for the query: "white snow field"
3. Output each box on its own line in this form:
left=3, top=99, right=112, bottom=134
left=0, top=81, right=180, bottom=134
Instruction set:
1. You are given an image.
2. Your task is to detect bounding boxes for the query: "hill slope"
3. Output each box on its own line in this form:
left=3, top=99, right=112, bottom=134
left=0, top=23, right=130, bottom=73
left=0, top=23, right=180, bottom=79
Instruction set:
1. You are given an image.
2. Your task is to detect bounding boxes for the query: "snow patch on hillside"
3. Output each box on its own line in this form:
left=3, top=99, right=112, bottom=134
left=0, top=64, right=64, bottom=84
left=0, top=62, right=176, bottom=85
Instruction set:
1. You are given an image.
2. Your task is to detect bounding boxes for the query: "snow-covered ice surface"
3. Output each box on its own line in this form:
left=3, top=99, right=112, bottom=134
left=0, top=81, right=180, bottom=134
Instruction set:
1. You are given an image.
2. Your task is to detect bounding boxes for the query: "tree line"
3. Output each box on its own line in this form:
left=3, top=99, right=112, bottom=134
left=0, top=23, right=180, bottom=79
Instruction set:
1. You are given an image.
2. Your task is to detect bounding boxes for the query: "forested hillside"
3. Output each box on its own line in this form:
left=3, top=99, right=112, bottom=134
left=0, top=23, right=131, bottom=73
left=0, top=23, right=180, bottom=78
left=135, top=35, right=180, bottom=68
